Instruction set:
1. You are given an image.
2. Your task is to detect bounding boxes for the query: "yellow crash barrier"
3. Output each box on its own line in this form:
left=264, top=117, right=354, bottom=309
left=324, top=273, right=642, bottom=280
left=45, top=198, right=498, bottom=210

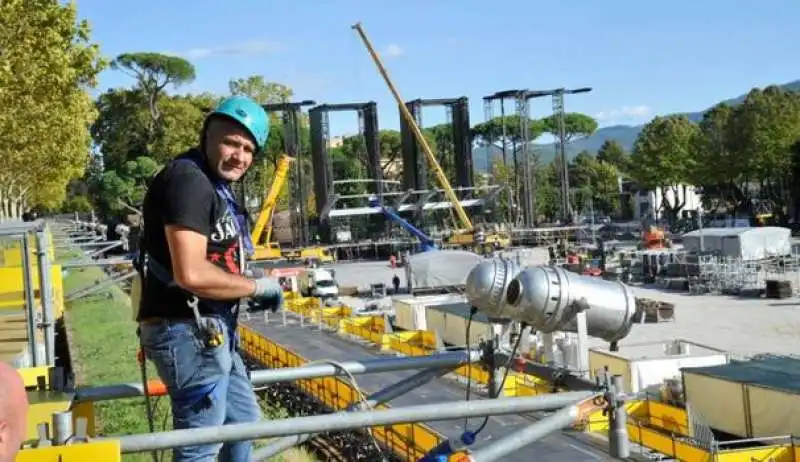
left=340, top=315, right=390, bottom=349
left=0, top=265, right=65, bottom=316
left=15, top=440, right=121, bottom=462
left=16, top=366, right=52, bottom=388
left=238, top=324, right=467, bottom=461
left=24, top=391, right=73, bottom=441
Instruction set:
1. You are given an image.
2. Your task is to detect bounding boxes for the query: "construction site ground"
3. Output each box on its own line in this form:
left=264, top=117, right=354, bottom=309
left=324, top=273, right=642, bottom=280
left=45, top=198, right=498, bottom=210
left=241, top=314, right=615, bottom=461
left=325, top=260, right=800, bottom=358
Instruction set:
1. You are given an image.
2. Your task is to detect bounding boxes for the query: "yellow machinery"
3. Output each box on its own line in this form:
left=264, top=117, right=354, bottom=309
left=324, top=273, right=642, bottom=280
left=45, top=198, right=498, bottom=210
left=641, top=225, right=668, bottom=250
left=352, top=24, right=511, bottom=255
left=283, top=246, right=335, bottom=263
left=249, top=154, right=335, bottom=263
left=250, top=155, right=294, bottom=261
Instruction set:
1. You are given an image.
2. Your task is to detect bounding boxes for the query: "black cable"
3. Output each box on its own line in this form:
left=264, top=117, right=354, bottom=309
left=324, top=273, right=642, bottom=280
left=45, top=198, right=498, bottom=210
left=470, top=323, right=526, bottom=438
left=463, top=306, right=477, bottom=431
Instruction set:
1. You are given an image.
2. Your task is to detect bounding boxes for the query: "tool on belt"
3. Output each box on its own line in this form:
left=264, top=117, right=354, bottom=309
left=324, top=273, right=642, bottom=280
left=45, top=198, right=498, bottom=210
left=187, top=295, right=224, bottom=348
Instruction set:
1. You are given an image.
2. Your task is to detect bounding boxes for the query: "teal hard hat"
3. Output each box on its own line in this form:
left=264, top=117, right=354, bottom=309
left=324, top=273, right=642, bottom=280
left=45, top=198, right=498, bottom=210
left=209, top=96, right=270, bottom=151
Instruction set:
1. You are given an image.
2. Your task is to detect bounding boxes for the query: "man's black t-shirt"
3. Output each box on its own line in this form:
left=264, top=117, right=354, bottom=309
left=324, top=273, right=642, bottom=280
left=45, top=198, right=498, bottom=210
left=138, top=148, right=242, bottom=320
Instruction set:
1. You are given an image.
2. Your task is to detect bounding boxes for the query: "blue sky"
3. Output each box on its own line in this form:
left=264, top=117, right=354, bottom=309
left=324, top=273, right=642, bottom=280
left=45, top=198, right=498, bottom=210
left=77, top=0, right=800, bottom=137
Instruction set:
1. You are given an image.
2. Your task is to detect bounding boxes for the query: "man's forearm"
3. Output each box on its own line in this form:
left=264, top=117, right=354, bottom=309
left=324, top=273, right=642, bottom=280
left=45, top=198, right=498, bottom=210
left=180, top=261, right=257, bottom=300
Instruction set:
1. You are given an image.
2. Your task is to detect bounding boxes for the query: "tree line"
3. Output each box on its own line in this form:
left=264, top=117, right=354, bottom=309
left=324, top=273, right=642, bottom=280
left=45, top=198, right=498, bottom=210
left=5, top=1, right=800, bottom=230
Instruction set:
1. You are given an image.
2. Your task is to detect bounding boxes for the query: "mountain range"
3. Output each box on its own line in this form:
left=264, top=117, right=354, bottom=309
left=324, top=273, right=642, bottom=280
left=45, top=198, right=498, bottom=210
left=472, top=79, right=800, bottom=171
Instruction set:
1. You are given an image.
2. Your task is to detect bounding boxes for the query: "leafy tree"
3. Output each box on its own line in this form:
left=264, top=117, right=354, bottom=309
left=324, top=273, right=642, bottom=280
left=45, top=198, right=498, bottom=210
left=725, top=86, right=800, bottom=213
left=596, top=140, right=629, bottom=172
left=92, top=89, right=150, bottom=170
left=228, top=76, right=293, bottom=104
left=424, top=123, right=457, bottom=186
left=62, top=195, right=94, bottom=213
left=98, top=156, right=162, bottom=213
left=535, top=162, right=560, bottom=221
left=691, top=104, right=742, bottom=213
left=790, top=140, right=800, bottom=222
left=629, top=115, right=699, bottom=222
left=0, top=0, right=105, bottom=216
left=541, top=113, right=598, bottom=142
left=472, top=115, right=546, bottom=165
left=149, top=93, right=217, bottom=164
left=111, top=52, right=196, bottom=141
left=92, top=90, right=213, bottom=170
left=379, top=130, right=402, bottom=181
left=591, top=161, right=622, bottom=215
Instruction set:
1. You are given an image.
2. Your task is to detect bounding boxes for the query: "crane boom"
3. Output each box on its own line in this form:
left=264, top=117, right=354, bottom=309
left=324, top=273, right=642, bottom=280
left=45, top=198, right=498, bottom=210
left=351, top=22, right=473, bottom=231
left=250, top=155, right=295, bottom=246
left=369, top=195, right=437, bottom=252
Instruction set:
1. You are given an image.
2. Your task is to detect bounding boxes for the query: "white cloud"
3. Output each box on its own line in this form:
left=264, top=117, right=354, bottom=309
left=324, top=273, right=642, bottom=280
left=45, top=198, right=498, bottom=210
left=383, top=43, right=405, bottom=58
left=594, top=105, right=652, bottom=123
left=167, top=40, right=286, bottom=60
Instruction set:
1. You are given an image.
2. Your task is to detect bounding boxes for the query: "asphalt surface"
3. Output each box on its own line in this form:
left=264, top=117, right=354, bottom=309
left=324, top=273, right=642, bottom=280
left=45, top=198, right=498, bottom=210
left=242, top=315, right=615, bottom=462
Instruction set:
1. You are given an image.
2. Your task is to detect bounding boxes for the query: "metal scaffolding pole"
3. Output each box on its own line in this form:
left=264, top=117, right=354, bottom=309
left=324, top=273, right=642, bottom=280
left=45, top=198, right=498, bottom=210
left=117, top=392, right=597, bottom=453
left=21, top=233, right=41, bottom=367
left=467, top=403, right=587, bottom=462
left=253, top=366, right=453, bottom=461
left=608, top=375, right=630, bottom=458
left=35, top=230, right=55, bottom=365
left=75, top=350, right=482, bottom=403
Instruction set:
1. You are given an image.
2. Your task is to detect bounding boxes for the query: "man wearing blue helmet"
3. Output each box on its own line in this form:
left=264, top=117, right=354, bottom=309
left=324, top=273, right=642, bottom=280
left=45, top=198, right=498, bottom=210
left=136, top=95, right=283, bottom=461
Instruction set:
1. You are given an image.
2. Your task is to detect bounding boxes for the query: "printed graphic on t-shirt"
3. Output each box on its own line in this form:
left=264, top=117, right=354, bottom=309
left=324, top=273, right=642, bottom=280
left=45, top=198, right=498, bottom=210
left=207, top=208, right=240, bottom=274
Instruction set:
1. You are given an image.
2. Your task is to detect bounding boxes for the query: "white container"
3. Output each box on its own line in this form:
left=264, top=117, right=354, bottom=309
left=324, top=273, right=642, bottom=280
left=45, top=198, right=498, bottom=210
left=589, top=339, right=729, bottom=394
left=392, top=294, right=465, bottom=331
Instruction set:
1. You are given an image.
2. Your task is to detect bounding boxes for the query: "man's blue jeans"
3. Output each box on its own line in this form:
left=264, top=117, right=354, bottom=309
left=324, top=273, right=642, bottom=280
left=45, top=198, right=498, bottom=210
left=139, top=317, right=261, bottom=462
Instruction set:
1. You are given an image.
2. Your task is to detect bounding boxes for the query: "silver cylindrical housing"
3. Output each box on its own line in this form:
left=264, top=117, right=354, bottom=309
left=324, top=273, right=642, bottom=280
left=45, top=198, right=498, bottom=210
left=506, top=265, right=636, bottom=342
left=465, top=258, right=522, bottom=318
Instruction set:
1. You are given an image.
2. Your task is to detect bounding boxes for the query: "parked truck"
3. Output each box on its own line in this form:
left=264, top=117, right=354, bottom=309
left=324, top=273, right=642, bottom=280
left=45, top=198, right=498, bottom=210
left=299, top=268, right=339, bottom=299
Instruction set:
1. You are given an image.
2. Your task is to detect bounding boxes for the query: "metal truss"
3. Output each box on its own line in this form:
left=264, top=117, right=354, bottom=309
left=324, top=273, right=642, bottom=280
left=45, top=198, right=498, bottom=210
left=323, top=183, right=503, bottom=219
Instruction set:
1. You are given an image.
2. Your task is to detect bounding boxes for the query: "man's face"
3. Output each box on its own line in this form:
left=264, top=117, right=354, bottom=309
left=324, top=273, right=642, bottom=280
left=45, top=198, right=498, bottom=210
left=204, top=117, right=256, bottom=182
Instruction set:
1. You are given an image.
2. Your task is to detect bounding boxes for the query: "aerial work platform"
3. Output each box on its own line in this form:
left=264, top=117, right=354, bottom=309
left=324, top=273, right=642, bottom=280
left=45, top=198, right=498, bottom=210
left=240, top=314, right=613, bottom=461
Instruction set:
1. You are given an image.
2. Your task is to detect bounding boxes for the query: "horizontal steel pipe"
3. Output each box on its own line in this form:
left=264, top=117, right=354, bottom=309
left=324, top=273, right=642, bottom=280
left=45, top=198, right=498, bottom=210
left=117, top=391, right=596, bottom=453
left=467, top=404, right=583, bottom=462
left=248, top=350, right=481, bottom=385
left=253, top=365, right=453, bottom=461
left=75, top=350, right=482, bottom=403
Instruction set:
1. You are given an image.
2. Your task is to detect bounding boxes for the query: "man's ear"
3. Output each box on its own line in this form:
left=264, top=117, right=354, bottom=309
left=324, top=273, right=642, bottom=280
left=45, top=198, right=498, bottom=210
left=0, top=420, right=8, bottom=451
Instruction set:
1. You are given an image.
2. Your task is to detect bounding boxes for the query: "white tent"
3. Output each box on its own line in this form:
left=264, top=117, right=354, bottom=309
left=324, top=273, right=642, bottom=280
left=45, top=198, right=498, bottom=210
left=407, top=249, right=483, bottom=289
left=682, top=227, right=791, bottom=260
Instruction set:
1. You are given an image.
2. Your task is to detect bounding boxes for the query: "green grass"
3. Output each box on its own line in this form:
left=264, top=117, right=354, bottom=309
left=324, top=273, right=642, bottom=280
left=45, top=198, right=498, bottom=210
left=60, top=251, right=315, bottom=462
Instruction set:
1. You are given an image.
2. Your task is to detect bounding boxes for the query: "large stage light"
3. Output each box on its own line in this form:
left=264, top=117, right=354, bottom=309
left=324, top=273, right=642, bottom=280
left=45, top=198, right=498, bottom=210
left=466, top=261, right=637, bottom=343
left=464, top=258, right=522, bottom=319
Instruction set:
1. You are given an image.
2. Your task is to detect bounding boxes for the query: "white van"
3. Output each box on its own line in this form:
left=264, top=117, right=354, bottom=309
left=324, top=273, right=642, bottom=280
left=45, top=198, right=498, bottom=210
left=299, top=268, right=339, bottom=299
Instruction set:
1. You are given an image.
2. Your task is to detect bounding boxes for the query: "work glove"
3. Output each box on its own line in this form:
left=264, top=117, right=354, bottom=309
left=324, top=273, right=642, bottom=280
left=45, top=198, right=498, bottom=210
left=251, top=276, right=284, bottom=312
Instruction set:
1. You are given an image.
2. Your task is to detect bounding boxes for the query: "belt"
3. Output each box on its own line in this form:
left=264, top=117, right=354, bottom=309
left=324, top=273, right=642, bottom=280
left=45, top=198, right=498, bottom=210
left=139, top=317, right=192, bottom=325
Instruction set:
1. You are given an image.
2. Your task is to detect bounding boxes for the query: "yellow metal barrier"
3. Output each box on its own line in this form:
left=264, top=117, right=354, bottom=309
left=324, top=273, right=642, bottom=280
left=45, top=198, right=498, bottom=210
left=340, top=316, right=390, bottom=349
left=0, top=265, right=65, bottom=317
left=15, top=440, right=121, bottom=462
left=24, top=393, right=73, bottom=441
left=17, top=366, right=51, bottom=388
left=237, top=324, right=466, bottom=461
left=388, top=331, right=436, bottom=356
left=645, top=400, right=690, bottom=436
left=507, top=373, right=551, bottom=397
left=627, top=421, right=711, bottom=461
